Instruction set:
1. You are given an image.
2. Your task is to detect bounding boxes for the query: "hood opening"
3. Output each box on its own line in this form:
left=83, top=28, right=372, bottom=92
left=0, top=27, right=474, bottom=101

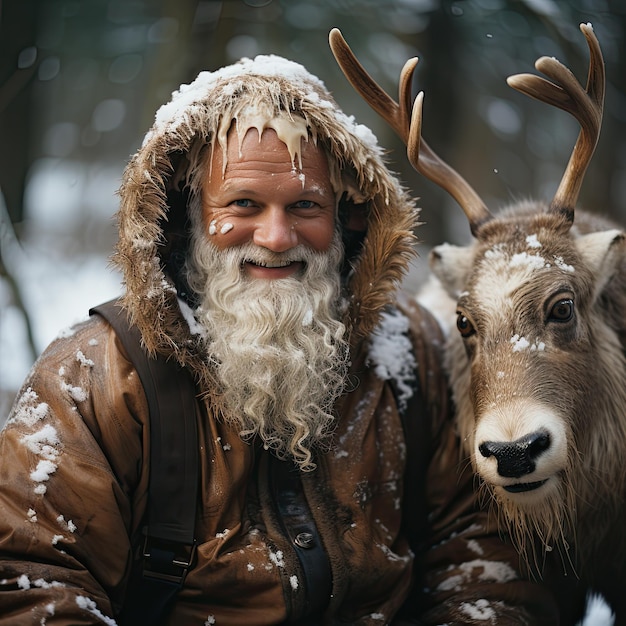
left=158, top=151, right=197, bottom=308
left=157, top=149, right=372, bottom=310
left=338, top=193, right=368, bottom=282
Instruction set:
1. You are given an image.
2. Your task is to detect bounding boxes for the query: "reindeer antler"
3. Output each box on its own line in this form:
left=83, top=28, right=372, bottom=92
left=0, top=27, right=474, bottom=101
left=329, top=28, right=492, bottom=236
left=506, top=23, right=605, bottom=219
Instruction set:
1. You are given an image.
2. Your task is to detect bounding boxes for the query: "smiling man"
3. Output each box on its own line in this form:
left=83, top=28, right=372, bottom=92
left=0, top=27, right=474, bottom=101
left=0, top=54, right=561, bottom=624
left=187, top=125, right=348, bottom=471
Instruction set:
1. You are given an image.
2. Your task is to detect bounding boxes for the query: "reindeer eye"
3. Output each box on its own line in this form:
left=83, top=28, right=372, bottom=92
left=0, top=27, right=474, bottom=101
left=549, top=298, right=574, bottom=322
left=456, top=313, right=475, bottom=337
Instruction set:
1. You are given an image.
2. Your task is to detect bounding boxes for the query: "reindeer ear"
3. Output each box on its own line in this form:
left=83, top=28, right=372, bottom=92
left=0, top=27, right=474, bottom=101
left=429, top=242, right=475, bottom=297
left=575, top=229, right=626, bottom=292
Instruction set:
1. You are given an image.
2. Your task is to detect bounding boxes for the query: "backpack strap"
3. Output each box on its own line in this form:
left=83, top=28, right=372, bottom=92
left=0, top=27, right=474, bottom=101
left=393, top=291, right=451, bottom=548
left=389, top=292, right=452, bottom=621
left=89, top=299, right=199, bottom=624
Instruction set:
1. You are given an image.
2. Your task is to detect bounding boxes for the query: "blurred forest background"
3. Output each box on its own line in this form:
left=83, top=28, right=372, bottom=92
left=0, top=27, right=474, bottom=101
left=1, top=0, right=625, bottom=412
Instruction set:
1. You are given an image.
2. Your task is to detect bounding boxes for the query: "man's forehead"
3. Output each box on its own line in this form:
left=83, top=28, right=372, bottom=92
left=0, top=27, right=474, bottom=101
left=206, top=133, right=333, bottom=197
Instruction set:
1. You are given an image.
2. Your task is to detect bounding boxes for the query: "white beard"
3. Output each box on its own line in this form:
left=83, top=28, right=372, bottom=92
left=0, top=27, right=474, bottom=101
left=185, top=231, right=349, bottom=471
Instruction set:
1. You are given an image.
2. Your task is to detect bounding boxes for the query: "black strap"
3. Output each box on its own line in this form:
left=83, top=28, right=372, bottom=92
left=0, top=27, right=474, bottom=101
left=391, top=295, right=451, bottom=622
left=268, top=455, right=332, bottom=621
left=90, top=299, right=199, bottom=624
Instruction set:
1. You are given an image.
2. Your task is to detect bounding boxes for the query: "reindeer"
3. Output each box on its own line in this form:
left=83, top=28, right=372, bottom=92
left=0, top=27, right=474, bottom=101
left=330, top=23, right=626, bottom=622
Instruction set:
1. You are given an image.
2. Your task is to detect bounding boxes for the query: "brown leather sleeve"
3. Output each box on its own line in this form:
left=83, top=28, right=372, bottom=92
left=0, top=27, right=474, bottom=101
left=0, top=316, right=149, bottom=624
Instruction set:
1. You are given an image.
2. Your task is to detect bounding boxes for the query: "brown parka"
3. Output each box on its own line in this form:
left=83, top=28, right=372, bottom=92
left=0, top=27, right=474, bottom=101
left=0, top=55, right=560, bottom=624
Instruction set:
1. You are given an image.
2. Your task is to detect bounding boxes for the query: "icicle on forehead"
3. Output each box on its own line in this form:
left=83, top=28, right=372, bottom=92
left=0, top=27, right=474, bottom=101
left=210, top=97, right=357, bottom=203
left=215, top=101, right=313, bottom=174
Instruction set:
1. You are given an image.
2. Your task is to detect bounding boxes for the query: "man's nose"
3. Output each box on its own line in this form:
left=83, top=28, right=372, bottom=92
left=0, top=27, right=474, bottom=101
left=253, top=208, right=298, bottom=252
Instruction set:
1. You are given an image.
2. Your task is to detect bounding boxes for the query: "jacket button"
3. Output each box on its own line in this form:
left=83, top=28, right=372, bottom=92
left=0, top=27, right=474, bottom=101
left=294, top=532, right=315, bottom=549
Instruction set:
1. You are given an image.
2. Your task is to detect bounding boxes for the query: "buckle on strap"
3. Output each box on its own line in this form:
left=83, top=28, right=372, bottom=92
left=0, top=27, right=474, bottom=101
left=142, top=535, right=197, bottom=586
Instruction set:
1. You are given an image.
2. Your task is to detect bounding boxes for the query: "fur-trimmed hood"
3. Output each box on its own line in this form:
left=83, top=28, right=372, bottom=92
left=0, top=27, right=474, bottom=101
left=112, top=54, right=418, bottom=386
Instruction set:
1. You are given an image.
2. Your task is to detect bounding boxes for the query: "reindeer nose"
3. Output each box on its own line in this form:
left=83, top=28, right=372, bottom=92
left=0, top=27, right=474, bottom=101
left=478, top=431, right=551, bottom=478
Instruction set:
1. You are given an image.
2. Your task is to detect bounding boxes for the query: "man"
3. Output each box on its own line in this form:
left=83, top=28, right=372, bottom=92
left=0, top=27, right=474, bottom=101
left=0, top=54, right=559, bottom=624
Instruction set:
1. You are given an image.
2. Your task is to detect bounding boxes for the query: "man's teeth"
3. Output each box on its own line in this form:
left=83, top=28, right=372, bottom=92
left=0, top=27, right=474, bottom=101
left=247, top=260, right=294, bottom=268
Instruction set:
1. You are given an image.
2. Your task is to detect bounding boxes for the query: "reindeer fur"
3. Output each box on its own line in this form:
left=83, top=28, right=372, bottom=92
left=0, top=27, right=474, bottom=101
left=418, top=200, right=626, bottom=620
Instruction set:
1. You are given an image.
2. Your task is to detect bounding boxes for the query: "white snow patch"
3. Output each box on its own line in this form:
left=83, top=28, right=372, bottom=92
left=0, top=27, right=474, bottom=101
left=8, top=389, right=49, bottom=427
left=368, top=309, right=416, bottom=410
left=510, top=334, right=545, bottom=352
left=76, top=350, right=94, bottom=367
left=75, top=596, right=117, bottom=625
left=526, top=234, right=542, bottom=248
left=510, top=334, right=530, bottom=352
left=30, top=459, right=57, bottom=483
left=460, top=598, right=496, bottom=621
left=467, top=539, right=484, bottom=555
left=33, top=578, right=65, bottom=589
left=148, top=54, right=381, bottom=154
left=20, top=424, right=59, bottom=459
left=61, top=381, right=88, bottom=403
left=510, top=252, right=546, bottom=271
left=554, top=255, right=575, bottom=272
left=177, top=297, right=205, bottom=336
left=17, top=574, right=31, bottom=589
left=578, top=593, right=615, bottom=626
left=436, top=559, right=517, bottom=592
left=269, top=549, right=285, bottom=568
left=57, top=515, right=77, bottom=533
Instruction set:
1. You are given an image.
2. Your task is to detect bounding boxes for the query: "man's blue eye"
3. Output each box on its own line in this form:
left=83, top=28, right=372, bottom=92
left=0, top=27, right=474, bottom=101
left=234, top=199, right=251, bottom=207
left=296, top=200, right=315, bottom=209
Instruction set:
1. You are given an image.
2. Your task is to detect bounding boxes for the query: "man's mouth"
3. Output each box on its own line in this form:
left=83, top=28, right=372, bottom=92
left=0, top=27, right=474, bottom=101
left=242, top=259, right=304, bottom=279
left=244, top=258, right=298, bottom=268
